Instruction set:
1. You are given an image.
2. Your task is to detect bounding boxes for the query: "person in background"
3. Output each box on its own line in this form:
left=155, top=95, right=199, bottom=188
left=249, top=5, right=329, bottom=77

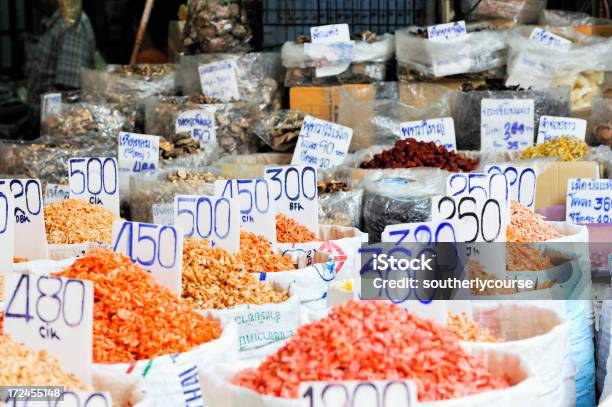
left=26, top=0, right=95, bottom=139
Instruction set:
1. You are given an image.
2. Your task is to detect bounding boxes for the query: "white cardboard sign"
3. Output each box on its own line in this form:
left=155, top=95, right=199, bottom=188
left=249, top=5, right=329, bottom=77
left=0, top=179, right=48, bottom=260
left=214, top=179, right=277, bottom=245
left=3, top=273, right=94, bottom=384
left=175, top=109, right=217, bottom=146
left=529, top=28, right=572, bottom=49
left=69, top=157, right=120, bottom=216
left=291, top=116, right=353, bottom=169
left=309, top=23, right=352, bottom=77
left=537, top=115, right=586, bottom=144
left=44, top=183, right=70, bottom=204
left=485, top=165, right=537, bottom=210
left=427, top=20, right=467, bottom=41
left=300, top=380, right=418, bottom=407
left=152, top=203, right=175, bottom=226
left=566, top=178, right=612, bottom=224
left=118, top=132, right=160, bottom=175
left=264, top=165, right=319, bottom=235
left=41, top=92, right=62, bottom=119
left=112, top=221, right=183, bottom=295
left=174, top=195, right=240, bottom=253
left=4, top=391, right=112, bottom=406
left=198, top=60, right=240, bottom=102
left=481, top=99, right=535, bottom=152
left=400, top=117, right=456, bottom=151
left=0, top=183, right=15, bottom=274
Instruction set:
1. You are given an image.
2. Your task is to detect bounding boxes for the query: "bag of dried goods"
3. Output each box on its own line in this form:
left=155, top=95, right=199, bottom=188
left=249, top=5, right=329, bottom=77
left=49, top=249, right=236, bottom=406
left=317, top=167, right=363, bottom=228
left=356, top=168, right=447, bottom=242
left=472, top=0, right=546, bottom=23
left=44, top=199, right=121, bottom=260
left=505, top=26, right=612, bottom=109
left=465, top=304, right=572, bottom=406
left=395, top=23, right=506, bottom=81
left=201, top=300, right=538, bottom=406
left=182, top=0, right=255, bottom=54
left=335, top=82, right=453, bottom=152
left=178, top=53, right=282, bottom=112
left=182, top=237, right=300, bottom=358
left=454, top=81, right=571, bottom=150
left=275, top=216, right=368, bottom=280
left=281, top=31, right=394, bottom=87
left=253, top=110, right=305, bottom=152
left=589, top=93, right=612, bottom=146
left=129, top=168, right=219, bottom=224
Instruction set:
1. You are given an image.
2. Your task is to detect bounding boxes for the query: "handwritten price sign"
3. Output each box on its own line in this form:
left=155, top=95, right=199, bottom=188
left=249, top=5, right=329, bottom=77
left=69, top=157, right=120, bottom=216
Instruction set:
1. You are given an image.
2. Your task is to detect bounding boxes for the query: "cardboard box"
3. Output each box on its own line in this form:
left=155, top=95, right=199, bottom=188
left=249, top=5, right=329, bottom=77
left=535, top=161, right=599, bottom=209
left=290, top=84, right=374, bottom=122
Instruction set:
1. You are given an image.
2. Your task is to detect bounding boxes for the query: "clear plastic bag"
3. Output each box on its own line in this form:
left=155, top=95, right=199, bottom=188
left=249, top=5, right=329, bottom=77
left=129, top=168, right=220, bottom=223
left=361, top=168, right=448, bottom=242
left=178, top=52, right=283, bottom=112
left=253, top=110, right=305, bottom=152
left=182, top=0, right=255, bottom=54
left=214, top=153, right=292, bottom=178
left=336, top=82, right=453, bottom=152
left=505, top=26, right=612, bottom=108
left=317, top=167, right=363, bottom=228
left=472, top=0, right=547, bottom=23
left=538, top=9, right=595, bottom=26
left=589, top=93, right=612, bottom=146
left=454, top=86, right=571, bottom=151
left=281, top=33, right=395, bottom=86
left=395, top=24, right=507, bottom=80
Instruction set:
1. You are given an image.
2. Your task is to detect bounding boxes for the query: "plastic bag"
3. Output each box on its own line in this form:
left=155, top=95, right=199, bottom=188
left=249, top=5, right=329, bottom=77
left=178, top=53, right=283, bottom=112
left=360, top=168, right=448, bottom=242
left=215, top=153, right=292, bottom=178
left=454, top=86, right=571, bottom=150
left=129, top=168, right=219, bottom=223
left=471, top=304, right=572, bottom=406
left=589, top=93, right=612, bottom=146
left=336, top=83, right=453, bottom=151
left=472, top=0, right=547, bottom=23
left=253, top=110, right=305, bottom=152
left=200, top=345, right=539, bottom=407
left=395, top=24, right=507, bottom=80
left=281, top=33, right=394, bottom=86
left=505, top=27, right=612, bottom=108
left=317, top=167, right=363, bottom=228
left=538, top=9, right=596, bottom=26
left=182, top=0, right=254, bottom=54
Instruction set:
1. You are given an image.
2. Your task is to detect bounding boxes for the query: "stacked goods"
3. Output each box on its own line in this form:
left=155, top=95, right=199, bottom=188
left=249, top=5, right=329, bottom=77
left=53, top=249, right=222, bottom=363
left=519, top=136, right=589, bottom=161
left=0, top=334, right=90, bottom=390
left=232, top=300, right=510, bottom=400
left=275, top=214, right=318, bottom=243
left=359, top=139, right=479, bottom=171
left=44, top=199, right=121, bottom=245
left=507, top=200, right=564, bottom=242
left=182, top=237, right=289, bottom=309
left=238, top=231, right=295, bottom=273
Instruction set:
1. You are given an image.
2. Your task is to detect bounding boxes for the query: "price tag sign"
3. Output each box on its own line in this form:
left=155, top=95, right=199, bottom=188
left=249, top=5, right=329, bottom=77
left=400, top=117, right=456, bottom=151
left=566, top=178, right=612, bottom=224
left=3, top=273, right=94, bottom=384
left=198, top=60, right=240, bottom=102
left=529, top=28, right=571, bottom=49
left=112, top=221, right=183, bottom=294
left=0, top=183, right=15, bottom=275
left=309, top=23, right=352, bottom=77
left=152, top=203, right=174, bottom=226
left=300, top=380, right=418, bottom=407
left=537, top=115, right=586, bottom=144
left=264, top=165, right=319, bottom=235
left=118, top=132, right=159, bottom=175
left=174, top=195, right=240, bottom=253
left=176, top=109, right=217, bottom=146
left=4, top=391, right=112, bottom=406
left=44, top=183, right=70, bottom=204
left=214, top=179, right=276, bottom=245
left=481, top=99, right=535, bottom=151
left=427, top=20, right=467, bottom=41
left=485, top=165, right=537, bottom=210
left=291, top=116, right=353, bottom=169
left=41, top=92, right=62, bottom=119
left=381, top=219, right=460, bottom=244
left=0, top=179, right=48, bottom=260
left=69, top=157, right=120, bottom=216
